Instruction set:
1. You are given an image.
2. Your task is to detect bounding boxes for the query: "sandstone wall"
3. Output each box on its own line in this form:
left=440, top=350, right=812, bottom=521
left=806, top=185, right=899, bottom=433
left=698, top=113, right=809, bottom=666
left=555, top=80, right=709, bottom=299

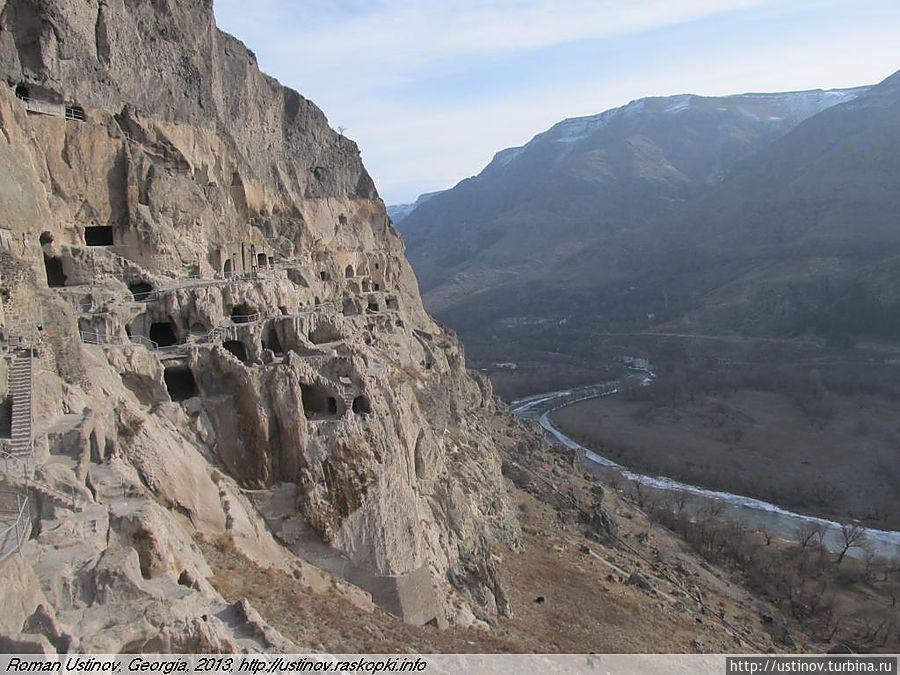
left=0, top=0, right=520, bottom=649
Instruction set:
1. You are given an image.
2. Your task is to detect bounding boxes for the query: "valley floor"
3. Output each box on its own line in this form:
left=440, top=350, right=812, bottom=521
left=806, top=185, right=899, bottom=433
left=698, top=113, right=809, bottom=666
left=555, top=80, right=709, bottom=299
left=551, top=388, right=900, bottom=530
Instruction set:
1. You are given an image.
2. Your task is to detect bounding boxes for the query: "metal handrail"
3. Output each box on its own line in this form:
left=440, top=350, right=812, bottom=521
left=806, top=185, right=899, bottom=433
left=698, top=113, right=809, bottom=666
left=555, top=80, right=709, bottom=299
left=128, top=335, right=159, bottom=350
left=230, top=312, right=262, bottom=324
left=0, top=491, right=30, bottom=562
left=129, top=290, right=159, bottom=302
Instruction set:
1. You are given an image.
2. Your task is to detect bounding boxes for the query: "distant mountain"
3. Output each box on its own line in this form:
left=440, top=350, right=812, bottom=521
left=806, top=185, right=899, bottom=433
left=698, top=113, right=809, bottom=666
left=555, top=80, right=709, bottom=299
left=387, top=190, right=444, bottom=224
left=399, top=87, right=866, bottom=307
left=394, top=80, right=900, bottom=356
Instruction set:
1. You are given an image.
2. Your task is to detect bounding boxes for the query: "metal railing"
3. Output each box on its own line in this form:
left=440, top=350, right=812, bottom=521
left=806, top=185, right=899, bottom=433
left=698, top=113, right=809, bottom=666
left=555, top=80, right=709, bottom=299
left=0, top=490, right=30, bottom=562
left=129, top=289, right=160, bottom=303
left=230, top=312, right=262, bottom=325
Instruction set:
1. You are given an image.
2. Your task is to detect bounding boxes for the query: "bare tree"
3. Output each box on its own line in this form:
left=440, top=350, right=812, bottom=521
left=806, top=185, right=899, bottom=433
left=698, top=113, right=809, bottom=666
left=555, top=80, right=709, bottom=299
left=836, top=523, right=868, bottom=564
left=795, top=522, right=825, bottom=549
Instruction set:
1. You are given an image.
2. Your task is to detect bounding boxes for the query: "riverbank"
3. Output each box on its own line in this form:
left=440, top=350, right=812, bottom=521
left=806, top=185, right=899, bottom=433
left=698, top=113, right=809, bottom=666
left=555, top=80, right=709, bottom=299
left=512, top=383, right=900, bottom=561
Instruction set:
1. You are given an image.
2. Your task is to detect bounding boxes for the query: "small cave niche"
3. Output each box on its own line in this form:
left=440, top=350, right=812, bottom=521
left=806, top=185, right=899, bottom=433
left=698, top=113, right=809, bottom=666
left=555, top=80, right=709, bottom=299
left=373, top=282, right=381, bottom=292
left=149, top=321, right=178, bottom=347
left=223, top=259, right=234, bottom=277
left=278, top=306, right=288, bottom=315
left=319, top=271, right=330, bottom=282
left=352, top=395, right=372, bottom=415
left=314, top=297, right=321, bottom=306
left=342, top=298, right=359, bottom=317
left=164, top=367, right=198, bottom=402
left=344, top=265, right=354, bottom=278
left=300, top=383, right=343, bottom=419
left=43, top=255, right=66, bottom=287
left=39, top=231, right=53, bottom=246
left=257, top=253, right=267, bottom=267
left=230, top=303, right=257, bottom=324
left=386, top=296, right=399, bottom=310
left=84, top=225, right=114, bottom=246
left=413, top=433, right=426, bottom=480
left=367, top=299, right=379, bottom=312
left=223, top=340, right=249, bottom=363
left=362, top=280, right=371, bottom=292
left=128, top=281, right=154, bottom=301
left=15, top=84, right=29, bottom=100
left=309, top=323, right=342, bottom=345
left=262, top=327, right=283, bottom=355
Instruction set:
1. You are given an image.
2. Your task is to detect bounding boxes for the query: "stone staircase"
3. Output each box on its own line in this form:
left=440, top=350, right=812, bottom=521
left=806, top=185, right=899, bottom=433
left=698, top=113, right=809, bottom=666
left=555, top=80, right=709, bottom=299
left=8, top=354, right=34, bottom=458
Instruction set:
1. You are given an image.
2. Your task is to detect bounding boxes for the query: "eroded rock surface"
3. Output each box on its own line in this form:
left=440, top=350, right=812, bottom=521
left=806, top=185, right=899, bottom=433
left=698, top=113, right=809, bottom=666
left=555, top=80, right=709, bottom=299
left=0, top=0, right=523, bottom=650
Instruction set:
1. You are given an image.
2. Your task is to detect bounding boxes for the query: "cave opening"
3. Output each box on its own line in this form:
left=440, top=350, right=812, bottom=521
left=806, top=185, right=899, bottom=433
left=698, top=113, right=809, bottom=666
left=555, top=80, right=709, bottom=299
left=223, top=259, right=233, bottom=277
left=149, top=321, right=178, bottom=347
left=367, top=299, right=379, bottom=312
left=15, top=84, right=29, bottom=100
left=164, top=367, right=197, bottom=402
left=257, top=253, right=267, bottom=267
left=85, top=225, right=114, bottom=246
left=65, top=105, right=86, bottom=122
left=309, top=323, right=342, bottom=345
left=39, top=231, right=53, bottom=246
left=263, top=328, right=283, bottom=355
left=128, top=282, right=154, bottom=301
left=344, top=265, right=354, bottom=278
left=300, top=384, right=343, bottom=419
left=230, top=304, right=257, bottom=324
left=43, top=255, right=66, bottom=287
left=352, top=395, right=372, bottom=415
left=223, top=340, right=249, bottom=363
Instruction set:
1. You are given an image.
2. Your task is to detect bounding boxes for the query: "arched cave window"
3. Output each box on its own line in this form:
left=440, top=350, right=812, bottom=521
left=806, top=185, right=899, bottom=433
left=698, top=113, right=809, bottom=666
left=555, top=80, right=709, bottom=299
left=223, top=340, right=249, bottom=363
left=164, top=367, right=197, bottom=402
left=223, top=259, right=233, bottom=277
left=149, top=321, right=178, bottom=347
left=344, top=265, right=354, bottom=278
left=43, top=255, right=66, bottom=287
left=352, top=395, right=372, bottom=415
left=65, top=105, right=86, bottom=122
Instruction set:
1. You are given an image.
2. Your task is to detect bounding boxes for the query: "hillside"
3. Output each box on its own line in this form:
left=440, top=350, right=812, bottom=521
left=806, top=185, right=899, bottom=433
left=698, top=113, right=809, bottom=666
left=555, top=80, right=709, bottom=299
left=398, top=87, right=866, bottom=319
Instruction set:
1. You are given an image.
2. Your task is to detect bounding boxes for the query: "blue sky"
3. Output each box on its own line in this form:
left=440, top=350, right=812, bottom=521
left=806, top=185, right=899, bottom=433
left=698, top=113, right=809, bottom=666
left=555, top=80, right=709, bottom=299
left=213, top=0, right=900, bottom=204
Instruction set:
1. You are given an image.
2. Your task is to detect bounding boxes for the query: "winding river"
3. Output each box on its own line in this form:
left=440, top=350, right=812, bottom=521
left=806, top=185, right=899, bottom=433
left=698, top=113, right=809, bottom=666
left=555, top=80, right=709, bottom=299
left=511, top=380, right=900, bottom=561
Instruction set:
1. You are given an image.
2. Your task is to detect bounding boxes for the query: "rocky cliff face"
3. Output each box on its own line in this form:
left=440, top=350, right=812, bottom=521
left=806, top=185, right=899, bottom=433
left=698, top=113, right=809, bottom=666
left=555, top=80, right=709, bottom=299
left=0, top=0, right=521, bottom=651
